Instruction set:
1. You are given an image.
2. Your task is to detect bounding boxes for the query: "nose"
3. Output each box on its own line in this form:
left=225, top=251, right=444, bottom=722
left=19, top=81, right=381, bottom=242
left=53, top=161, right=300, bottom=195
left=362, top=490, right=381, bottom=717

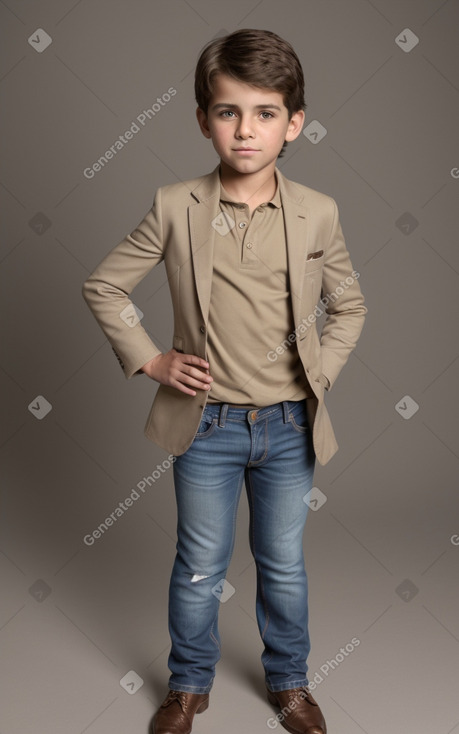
left=236, top=114, right=254, bottom=139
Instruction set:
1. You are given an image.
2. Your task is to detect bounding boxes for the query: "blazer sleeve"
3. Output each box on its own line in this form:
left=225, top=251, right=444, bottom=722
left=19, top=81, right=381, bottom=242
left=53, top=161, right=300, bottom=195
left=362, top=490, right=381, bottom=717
left=319, top=199, right=367, bottom=389
left=82, top=187, right=165, bottom=379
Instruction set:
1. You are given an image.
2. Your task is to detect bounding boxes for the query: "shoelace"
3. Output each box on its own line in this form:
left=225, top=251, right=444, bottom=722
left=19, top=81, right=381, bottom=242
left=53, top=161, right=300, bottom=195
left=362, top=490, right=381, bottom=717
left=164, top=690, right=188, bottom=710
left=286, top=686, right=316, bottom=705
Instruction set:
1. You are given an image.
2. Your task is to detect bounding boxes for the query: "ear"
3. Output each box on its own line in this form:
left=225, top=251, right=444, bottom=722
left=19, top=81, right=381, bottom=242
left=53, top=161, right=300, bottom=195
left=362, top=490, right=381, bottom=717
left=285, top=109, right=305, bottom=142
left=196, top=107, right=212, bottom=139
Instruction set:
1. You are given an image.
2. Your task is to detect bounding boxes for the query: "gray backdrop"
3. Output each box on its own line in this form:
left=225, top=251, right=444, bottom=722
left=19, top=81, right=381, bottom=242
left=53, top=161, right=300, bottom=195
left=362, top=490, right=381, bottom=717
left=1, top=1, right=458, bottom=732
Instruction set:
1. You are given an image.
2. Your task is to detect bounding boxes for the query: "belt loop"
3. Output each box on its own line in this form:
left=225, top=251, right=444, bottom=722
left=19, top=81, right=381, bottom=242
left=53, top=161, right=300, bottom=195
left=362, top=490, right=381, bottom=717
left=218, top=403, right=229, bottom=427
left=282, top=401, right=290, bottom=424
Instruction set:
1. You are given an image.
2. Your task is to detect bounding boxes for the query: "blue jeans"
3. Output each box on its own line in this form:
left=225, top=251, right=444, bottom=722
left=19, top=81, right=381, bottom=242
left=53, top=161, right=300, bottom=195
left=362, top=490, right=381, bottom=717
left=168, top=399, right=316, bottom=694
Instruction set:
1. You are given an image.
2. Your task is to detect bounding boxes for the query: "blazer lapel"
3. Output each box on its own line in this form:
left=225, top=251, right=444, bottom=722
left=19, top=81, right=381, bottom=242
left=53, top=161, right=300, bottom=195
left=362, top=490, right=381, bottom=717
left=276, top=167, right=311, bottom=327
left=188, top=164, right=221, bottom=324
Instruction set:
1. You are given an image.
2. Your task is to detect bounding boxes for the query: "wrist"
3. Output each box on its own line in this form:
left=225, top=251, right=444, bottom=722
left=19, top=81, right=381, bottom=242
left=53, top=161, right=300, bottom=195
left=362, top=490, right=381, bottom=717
left=141, top=353, right=163, bottom=374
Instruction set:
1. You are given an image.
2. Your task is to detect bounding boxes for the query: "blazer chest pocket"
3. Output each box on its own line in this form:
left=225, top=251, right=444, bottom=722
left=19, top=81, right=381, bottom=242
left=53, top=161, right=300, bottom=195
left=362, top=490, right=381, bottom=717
left=304, top=250, right=324, bottom=273
left=304, top=251, right=324, bottom=303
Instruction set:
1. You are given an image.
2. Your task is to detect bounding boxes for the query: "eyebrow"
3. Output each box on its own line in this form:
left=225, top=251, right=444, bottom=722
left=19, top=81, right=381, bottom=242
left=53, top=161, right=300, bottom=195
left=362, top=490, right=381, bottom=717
left=211, top=103, right=282, bottom=111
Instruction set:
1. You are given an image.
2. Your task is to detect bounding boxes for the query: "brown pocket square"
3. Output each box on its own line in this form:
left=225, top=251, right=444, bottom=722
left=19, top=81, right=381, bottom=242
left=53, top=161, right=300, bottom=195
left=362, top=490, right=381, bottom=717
left=306, top=250, right=324, bottom=260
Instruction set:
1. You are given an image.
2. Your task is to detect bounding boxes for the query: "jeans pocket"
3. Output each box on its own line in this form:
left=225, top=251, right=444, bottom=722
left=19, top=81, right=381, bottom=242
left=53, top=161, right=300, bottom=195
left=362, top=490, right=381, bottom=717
left=288, top=404, right=309, bottom=434
left=195, top=413, right=217, bottom=439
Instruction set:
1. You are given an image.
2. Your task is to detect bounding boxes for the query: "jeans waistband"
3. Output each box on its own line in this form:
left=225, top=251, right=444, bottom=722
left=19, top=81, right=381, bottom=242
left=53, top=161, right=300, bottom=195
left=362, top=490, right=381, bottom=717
left=204, top=400, right=305, bottom=428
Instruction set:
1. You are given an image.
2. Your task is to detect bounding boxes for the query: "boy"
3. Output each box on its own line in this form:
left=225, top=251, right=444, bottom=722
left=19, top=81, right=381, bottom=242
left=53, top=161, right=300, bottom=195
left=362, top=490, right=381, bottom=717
left=82, top=28, right=366, bottom=734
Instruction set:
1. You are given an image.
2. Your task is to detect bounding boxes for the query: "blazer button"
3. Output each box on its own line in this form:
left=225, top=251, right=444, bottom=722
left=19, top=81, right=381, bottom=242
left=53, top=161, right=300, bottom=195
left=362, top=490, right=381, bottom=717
left=200, top=325, right=206, bottom=333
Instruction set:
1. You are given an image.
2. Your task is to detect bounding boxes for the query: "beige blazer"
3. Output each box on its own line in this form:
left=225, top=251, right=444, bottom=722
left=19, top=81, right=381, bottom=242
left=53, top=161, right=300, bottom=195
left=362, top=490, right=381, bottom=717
left=82, top=164, right=367, bottom=465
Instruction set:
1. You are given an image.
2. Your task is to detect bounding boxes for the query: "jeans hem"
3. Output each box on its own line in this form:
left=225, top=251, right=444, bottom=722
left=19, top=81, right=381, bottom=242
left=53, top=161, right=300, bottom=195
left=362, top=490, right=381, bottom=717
left=266, top=677, right=309, bottom=693
left=168, top=680, right=213, bottom=695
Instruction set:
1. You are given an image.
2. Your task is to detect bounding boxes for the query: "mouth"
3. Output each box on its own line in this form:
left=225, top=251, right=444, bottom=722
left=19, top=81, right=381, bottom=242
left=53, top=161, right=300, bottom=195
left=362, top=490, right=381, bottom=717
left=233, top=148, right=260, bottom=153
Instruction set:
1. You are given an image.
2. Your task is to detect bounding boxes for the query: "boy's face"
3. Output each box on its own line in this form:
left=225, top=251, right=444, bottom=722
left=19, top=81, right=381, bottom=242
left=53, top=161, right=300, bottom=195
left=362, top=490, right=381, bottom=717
left=196, top=73, right=304, bottom=177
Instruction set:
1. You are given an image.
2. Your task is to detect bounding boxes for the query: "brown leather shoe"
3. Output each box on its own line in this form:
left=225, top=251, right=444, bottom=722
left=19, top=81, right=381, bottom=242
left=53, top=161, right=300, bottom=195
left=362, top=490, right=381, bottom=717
left=152, top=689, right=209, bottom=734
left=267, top=685, right=326, bottom=734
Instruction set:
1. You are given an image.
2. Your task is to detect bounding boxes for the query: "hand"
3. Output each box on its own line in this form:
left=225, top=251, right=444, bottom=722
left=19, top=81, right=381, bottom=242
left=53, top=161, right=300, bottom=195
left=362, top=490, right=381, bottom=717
left=141, top=349, right=213, bottom=396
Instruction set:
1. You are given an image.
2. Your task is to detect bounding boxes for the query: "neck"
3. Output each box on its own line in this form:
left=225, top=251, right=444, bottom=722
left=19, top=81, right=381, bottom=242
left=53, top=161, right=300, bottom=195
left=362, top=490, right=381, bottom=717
left=219, top=161, right=277, bottom=206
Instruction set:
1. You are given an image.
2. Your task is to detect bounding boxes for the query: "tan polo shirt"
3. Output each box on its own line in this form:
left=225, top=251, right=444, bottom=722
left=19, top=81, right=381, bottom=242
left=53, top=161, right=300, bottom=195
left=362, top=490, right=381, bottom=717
left=205, top=169, right=313, bottom=406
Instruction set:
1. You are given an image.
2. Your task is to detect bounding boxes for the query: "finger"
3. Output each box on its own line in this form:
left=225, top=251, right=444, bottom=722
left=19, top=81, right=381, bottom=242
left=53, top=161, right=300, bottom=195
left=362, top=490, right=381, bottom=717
left=177, top=374, right=212, bottom=390
left=181, top=353, right=210, bottom=369
left=190, top=367, right=213, bottom=382
left=177, top=364, right=212, bottom=383
left=171, top=379, right=197, bottom=396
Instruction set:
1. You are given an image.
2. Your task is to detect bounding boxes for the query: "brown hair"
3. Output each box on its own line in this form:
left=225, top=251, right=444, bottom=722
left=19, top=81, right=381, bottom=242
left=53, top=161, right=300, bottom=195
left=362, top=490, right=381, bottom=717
left=194, top=29, right=306, bottom=158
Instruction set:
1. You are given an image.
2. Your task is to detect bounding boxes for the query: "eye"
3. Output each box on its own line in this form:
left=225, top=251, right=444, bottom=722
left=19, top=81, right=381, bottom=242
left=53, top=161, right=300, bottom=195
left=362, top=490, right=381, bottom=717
left=260, top=111, right=274, bottom=119
left=219, top=110, right=236, bottom=118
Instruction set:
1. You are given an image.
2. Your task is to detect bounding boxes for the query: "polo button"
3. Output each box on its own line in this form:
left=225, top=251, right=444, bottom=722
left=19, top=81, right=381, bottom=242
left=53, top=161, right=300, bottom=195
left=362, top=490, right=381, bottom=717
left=200, top=325, right=206, bottom=333
left=246, top=242, right=253, bottom=249
left=239, top=222, right=246, bottom=228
